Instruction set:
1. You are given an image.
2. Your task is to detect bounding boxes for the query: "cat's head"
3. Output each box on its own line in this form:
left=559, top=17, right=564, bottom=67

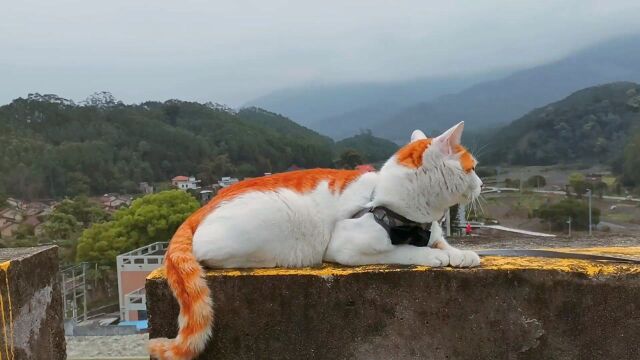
left=372, top=122, right=482, bottom=223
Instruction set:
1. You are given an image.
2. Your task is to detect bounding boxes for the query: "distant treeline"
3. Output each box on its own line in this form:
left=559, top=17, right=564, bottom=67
left=0, top=96, right=397, bottom=199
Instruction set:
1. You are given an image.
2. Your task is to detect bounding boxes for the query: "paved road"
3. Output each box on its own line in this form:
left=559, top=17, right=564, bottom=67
left=482, top=224, right=556, bottom=237
left=482, top=187, right=640, bottom=202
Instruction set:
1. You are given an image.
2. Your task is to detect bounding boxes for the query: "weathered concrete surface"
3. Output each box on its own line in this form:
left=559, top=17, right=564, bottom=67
left=0, top=246, right=66, bottom=360
left=147, top=247, right=640, bottom=360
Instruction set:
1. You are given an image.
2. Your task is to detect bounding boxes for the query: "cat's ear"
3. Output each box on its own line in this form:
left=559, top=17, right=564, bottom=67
left=410, top=129, right=427, bottom=142
left=433, top=121, right=464, bottom=154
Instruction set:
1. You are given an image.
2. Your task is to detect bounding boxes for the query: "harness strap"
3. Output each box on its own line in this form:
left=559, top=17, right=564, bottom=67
left=351, top=206, right=435, bottom=247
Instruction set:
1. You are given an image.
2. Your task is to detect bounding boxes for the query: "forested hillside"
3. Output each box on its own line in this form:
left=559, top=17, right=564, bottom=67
left=335, top=130, right=399, bottom=163
left=480, top=82, right=640, bottom=186
left=0, top=94, right=335, bottom=199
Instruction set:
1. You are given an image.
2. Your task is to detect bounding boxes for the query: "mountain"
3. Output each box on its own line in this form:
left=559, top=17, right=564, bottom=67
left=334, top=130, right=399, bottom=163
left=0, top=93, right=335, bottom=199
left=245, top=73, right=503, bottom=131
left=372, top=35, right=640, bottom=142
left=480, top=82, right=640, bottom=165
left=311, top=102, right=404, bottom=140
left=237, top=107, right=333, bottom=146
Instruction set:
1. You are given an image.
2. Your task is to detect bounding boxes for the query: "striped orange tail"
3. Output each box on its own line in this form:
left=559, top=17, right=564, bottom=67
left=149, top=223, right=213, bottom=360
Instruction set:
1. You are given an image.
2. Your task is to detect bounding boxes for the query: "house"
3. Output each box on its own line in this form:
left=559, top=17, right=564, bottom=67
left=172, top=176, right=201, bottom=190
left=0, top=222, right=19, bottom=239
left=586, top=173, right=603, bottom=183
left=116, top=242, right=168, bottom=321
left=5, top=198, right=22, bottom=209
left=218, top=176, right=239, bottom=188
left=99, top=194, right=133, bottom=212
left=23, top=215, right=41, bottom=228
left=199, top=190, right=214, bottom=204
left=139, top=182, right=154, bottom=194
left=0, top=208, right=23, bottom=223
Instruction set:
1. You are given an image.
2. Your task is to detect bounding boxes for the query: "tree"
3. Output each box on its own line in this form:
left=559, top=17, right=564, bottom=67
left=66, top=172, right=91, bottom=196
left=475, top=167, right=497, bottom=178
left=504, top=178, right=520, bottom=189
left=533, top=198, right=600, bottom=231
left=526, top=175, right=546, bottom=188
left=40, top=196, right=110, bottom=264
left=568, top=173, right=588, bottom=198
left=197, top=154, right=236, bottom=185
left=334, top=131, right=398, bottom=163
left=592, top=181, right=608, bottom=199
left=53, top=196, right=110, bottom=225
left=163, top=104, right=181, bottom=126
left=14, top=223, right=35, bottom=239
left=336, top=149, right=364, bottom=169
left=622, top=130, right=640, bottom=187
left=76, top=190, right=199, bottom=266
left=42, top=213, right=81, bottom=240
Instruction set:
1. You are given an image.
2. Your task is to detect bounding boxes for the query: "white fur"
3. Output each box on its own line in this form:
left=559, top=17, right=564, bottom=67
left=193, top=124, right=482, bottom=269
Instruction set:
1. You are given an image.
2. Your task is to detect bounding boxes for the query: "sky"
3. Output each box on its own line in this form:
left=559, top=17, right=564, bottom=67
left=2, top=0, right=640, bottom=106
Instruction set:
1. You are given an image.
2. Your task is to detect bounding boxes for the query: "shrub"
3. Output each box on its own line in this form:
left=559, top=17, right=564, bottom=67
left=533, top=198, right=600, bottom=230
left=526, top=175, right=546, bottom=188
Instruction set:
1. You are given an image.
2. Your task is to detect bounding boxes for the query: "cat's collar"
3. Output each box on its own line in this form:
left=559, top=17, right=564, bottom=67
left=351, top=206, right=436, bottom=247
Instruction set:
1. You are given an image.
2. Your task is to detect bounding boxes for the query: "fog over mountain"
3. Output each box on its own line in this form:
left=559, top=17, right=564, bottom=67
left=244, top=72, right=507, bottom=128
left=254, top=34, right=640, bottom=141
left=4, top=1, right=640, bottom=108
left=370, top=35, right=640, bottom=142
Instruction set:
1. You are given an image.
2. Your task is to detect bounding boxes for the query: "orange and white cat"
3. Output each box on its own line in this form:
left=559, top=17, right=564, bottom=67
left=149, top=122, right=482, bottom=360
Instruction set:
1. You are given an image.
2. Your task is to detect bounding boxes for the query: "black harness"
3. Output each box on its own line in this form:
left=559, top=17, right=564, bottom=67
left=352, top=206, right=434, bottom=247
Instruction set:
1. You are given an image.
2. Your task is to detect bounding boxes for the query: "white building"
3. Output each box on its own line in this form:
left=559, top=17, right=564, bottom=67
left=172, top=176, right=200, bottom=190
left=218, top=176, right=239, bottom=188
left=116, top=242, right=168, bottom=321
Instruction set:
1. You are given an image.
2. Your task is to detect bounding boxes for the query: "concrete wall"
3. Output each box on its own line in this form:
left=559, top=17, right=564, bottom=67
left=0, top=245, right=65, bottom=360
left=72, top=324, right=138, bottom=336
left=147, top=247, right=640, bottom=360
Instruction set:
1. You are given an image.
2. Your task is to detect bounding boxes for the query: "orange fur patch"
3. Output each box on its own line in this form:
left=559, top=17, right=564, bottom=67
left=185, top=169, right=363, bottom=232
left=152, top=169, right=365, bottom=360
left=454, top=145, right=475, bottom=173
left=395, top=139, right=432, bottom=168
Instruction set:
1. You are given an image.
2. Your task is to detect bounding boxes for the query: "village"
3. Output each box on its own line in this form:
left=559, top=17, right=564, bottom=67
left=0, top=163, right=382, bottom=241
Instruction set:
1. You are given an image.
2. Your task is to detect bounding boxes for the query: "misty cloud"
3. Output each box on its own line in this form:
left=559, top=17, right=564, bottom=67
left=2, top=0, right=640, bottom=106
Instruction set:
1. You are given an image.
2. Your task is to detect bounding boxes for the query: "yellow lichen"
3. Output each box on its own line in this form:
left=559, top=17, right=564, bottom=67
left=0, top=262, right=10, bottom=272
left=479, top=256, right=639, bottom=277
left=0, top=260, right=13, bottom=360
left=147, top=267, right=166, bottom=280
left=146, top=247, right=640, bottom=280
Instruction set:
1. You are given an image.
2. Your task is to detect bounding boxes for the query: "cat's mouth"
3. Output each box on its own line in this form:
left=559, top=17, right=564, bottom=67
left=459, top=187, right=480, bottom=205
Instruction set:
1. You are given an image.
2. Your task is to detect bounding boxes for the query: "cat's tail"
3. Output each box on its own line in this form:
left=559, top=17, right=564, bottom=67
left=148, top=222, right=213, bottom=360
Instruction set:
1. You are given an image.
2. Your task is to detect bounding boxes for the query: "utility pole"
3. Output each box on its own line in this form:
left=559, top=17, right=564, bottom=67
left=587, top=189, right=592, bottom=236
left=567, top=217, right=572, bottom=237
left=520, top=175, right=523, bottom=193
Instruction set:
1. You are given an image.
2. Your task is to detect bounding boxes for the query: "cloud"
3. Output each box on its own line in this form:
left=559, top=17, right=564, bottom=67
left=2, top=0, right=640, bottom=105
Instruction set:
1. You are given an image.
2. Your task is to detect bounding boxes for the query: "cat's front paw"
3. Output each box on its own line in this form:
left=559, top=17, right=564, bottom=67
left=446, top=248, right=481, bottom=268
left=421, top=248, right=450, bottom=267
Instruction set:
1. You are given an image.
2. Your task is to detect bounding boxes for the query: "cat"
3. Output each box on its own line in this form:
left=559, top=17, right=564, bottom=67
left=149, top=121, right=482, bottom=360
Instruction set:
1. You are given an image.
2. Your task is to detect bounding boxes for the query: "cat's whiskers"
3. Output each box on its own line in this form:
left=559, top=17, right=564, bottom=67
left=473, top=142, right=492, bottom=158
left=475, top=195, right=486, bottom=217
